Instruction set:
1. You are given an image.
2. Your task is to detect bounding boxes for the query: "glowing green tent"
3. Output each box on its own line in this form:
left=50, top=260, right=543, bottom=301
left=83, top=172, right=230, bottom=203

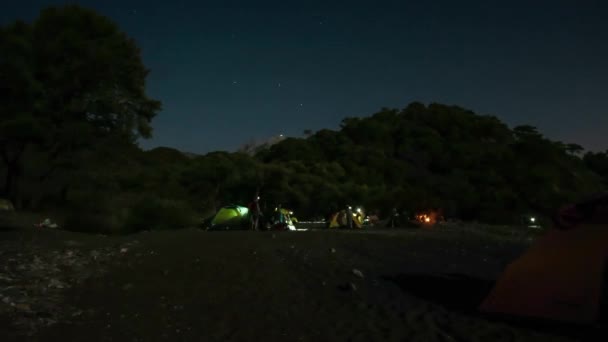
left=209, top=205, right=250, bottom=230
left=0, top=198, right=14, bottom=211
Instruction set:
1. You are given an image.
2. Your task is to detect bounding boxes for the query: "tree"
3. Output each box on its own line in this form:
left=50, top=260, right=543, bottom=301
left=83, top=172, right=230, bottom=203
left=584, top=151, right=608, bottom=187
left=0, top=20, right=45, bottom=204
left=303, top=129, right=313, bottom=137
left=565, top=143, right=584, bottom=156
left=512, top=125, right=542, bottom=140
left=0, top=5, right=161, bottom=206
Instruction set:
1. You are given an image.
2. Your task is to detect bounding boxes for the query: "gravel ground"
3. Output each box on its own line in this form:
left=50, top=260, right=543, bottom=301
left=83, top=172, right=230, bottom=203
left=0, top=223, right=602, bottom=341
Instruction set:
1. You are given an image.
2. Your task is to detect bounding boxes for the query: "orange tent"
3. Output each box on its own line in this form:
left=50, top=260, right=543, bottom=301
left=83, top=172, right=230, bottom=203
left=480, top=193, right=608, bottom=325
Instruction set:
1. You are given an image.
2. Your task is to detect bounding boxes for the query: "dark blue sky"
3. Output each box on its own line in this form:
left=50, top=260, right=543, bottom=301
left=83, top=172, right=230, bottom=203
left=3, top=1, right=608, bottom=153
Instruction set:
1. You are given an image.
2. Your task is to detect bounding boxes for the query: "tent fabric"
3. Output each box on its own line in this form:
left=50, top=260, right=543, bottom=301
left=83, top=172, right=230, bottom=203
left=480, top=223, right=608, bottom=324
left=328, top=210, right=364, bottom=229
left=210, top=205, right=249, bottom=228
left=270, top=208, right=297, bottom=230
left=0, top=198, right=14, bottom=211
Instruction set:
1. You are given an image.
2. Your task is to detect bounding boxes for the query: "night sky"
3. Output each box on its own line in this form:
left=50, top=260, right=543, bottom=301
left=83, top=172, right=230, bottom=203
left=3, top=1, right=608, bottom=153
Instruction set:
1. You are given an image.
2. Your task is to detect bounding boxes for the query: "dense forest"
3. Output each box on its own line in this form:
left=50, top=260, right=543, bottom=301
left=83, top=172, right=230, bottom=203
left=1, top=6, right=607, bottom=233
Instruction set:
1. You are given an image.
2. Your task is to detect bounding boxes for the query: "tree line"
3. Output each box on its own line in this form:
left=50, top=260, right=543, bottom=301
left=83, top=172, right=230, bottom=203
left=1, top=5, right=606, bottom=233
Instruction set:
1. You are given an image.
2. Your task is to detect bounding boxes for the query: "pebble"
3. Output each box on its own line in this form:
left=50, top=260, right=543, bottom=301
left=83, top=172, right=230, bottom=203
left=0, top=244, right=117, bottom=334
left=352, top=269, right=364, bottom=278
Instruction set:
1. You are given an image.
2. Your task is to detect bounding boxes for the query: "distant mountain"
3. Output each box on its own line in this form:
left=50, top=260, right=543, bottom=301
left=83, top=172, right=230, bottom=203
left=237, top=134, right=287, bottom=156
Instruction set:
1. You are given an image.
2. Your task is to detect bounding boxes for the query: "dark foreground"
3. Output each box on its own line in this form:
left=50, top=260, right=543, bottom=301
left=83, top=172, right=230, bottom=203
left=0, top=223, right=603, bottom=341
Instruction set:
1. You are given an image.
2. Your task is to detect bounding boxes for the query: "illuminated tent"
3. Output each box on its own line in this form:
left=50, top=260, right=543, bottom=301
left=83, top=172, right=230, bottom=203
left=208, top=205, right=250, bottom=230
left=270, top=208, right=298, bottom=231
left=328, top=208, right=365, bottom=229
left=0, top=198, right=14, bottom=211
left=480, top=193, right=608, bottom=324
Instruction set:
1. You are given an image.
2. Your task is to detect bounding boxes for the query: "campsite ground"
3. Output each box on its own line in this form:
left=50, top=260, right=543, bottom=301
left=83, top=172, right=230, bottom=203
left=0, top=219, right=603, bottom=341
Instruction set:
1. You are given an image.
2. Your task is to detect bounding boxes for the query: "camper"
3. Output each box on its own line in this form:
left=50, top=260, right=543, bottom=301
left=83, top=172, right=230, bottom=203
left=269, top=206, right=298, bottom=231
left=328, top=206, right=365, bottom=229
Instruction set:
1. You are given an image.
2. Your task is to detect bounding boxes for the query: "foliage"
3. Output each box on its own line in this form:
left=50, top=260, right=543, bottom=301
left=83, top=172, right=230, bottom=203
left=583, top=151, right=608, bottom=187
left=62, top=191, right=130, bottom=234
left=124, top=195, right=199, bottom=232
left=0, top=5, right=161, bottom=206
left=1, top=5, right=606, bottom=234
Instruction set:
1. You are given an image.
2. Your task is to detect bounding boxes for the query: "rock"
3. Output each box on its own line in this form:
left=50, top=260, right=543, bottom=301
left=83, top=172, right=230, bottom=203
left=337, top=282, right=357, bottom=292
left=48, top=278, right=66, bottom=289
left=14, top=303, right=31, bottom=311
left=120, top=248, right=129, bottom=254
left=0, top=273, right=13, bottom=281
left=352, top=269, right=364, bottom=278
left=122, top=283, right=134, bottom=291
left=0, top=240, right=119, bottom=334
left=90, top=250, right=100, bottom=260
left=330, top=248, right=336, bottom=253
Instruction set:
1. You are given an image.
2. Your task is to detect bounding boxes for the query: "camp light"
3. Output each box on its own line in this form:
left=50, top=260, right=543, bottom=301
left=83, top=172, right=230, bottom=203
left=530, top=217, right=536, bottom=223
left=356, top=208, right=362, bottom=213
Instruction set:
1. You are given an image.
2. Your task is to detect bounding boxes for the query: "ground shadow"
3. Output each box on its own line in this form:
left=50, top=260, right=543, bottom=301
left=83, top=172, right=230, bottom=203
left=0, top=220, right=19, bottom=231
left=384, top=273, right=606, bottom=341
left=384, top=273, right=494, bottom=315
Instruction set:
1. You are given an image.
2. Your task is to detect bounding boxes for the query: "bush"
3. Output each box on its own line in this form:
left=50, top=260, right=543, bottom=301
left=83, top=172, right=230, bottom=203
left=124, top=195, right=198, bottom=232
left=63, top=192, right=130, bottom=234
left=63, top=210, right=127, bottom=234
left=63, top=192, right=199, bottom=234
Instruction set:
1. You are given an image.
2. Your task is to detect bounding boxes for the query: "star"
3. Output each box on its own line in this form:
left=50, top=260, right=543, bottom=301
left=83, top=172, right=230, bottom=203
left=232, top=81, right=238, bottom=84
left=278, top=83, right=281, bottom=87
